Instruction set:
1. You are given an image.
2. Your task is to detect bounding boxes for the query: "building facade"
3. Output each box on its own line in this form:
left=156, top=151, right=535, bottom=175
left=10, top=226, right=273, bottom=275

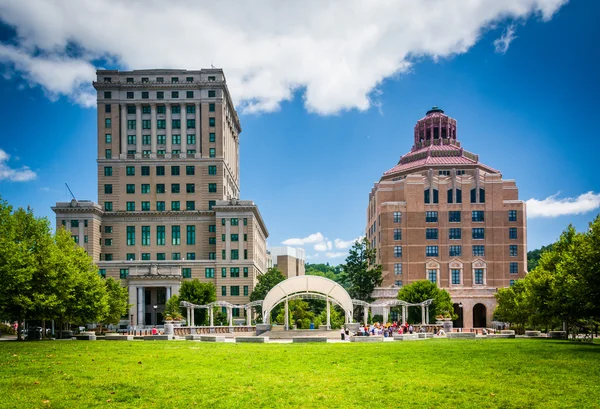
left=267, top=247, right=306, bottom=278
left=366, top=107, right=527, bottom=329
left=53, top=69, right=268, bottom=327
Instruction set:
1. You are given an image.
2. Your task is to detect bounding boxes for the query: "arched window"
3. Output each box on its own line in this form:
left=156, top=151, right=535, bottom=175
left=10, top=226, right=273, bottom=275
left=456, top=188, right=462, bottom=203
left=424, top=189, right=430, bottom=204
left=479, top=188, right=485, bottom=203
left=433, top=189, right=439, bottom=204
left=470, top=188, right=477, bottom=203
left=447, top=189, right=453, bottom=204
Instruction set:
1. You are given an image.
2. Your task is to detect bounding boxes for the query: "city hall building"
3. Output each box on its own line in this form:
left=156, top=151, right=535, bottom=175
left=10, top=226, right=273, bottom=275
left=53, top=69, right=268, bottom=327
left=366, top=107, right=527, bottom=329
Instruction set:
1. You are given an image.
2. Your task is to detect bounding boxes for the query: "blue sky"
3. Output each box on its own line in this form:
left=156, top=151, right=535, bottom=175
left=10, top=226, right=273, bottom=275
left=0, top=0, right=598, bottom=263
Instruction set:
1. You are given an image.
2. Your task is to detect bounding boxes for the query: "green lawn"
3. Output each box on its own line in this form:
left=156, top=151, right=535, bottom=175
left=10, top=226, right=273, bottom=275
left=0, top=338, right=599, bottom=408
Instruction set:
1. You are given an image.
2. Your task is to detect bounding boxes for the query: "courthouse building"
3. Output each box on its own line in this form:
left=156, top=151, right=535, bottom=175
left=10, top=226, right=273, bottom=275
left=53, top=69, right=268, bottom=327
left=366, top=107, right=527, bottom=329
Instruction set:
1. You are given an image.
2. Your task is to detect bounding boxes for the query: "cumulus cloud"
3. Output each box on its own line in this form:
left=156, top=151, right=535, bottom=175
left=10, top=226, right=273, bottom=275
left=282, top=232, right=325, bottom=246
left=0, top=148, right=36, bottom=182
left=325, top=252, right=347, bottom=259
left=494, top=24, right=518, bottom=54
left=526, top=192, right=600, bottom=218
left=334, top=237, right=364, bottom=249
left=0, top=0, right=567, bottom=114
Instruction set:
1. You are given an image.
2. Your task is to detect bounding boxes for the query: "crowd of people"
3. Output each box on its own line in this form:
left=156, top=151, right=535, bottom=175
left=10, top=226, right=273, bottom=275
left=341, top=321, right=447, bottom=339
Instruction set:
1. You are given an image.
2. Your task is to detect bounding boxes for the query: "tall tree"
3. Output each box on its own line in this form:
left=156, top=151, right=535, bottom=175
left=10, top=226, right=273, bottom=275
left=397, top=280, right=453, bottom=323
left=178, top=279, right=216, bottom=325
left=249, top=267, right=286, bottom=320
left=100, top=277, right=130, bottom=331
left=494, top=280, right=534, bottom=332
left=343, top=237, right=382, bottom=302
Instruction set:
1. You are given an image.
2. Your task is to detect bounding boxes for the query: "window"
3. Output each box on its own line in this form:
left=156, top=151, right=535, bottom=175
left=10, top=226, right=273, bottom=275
left=470, top=188, right=477, bottom=204
left=172, top=253, right=181, bottom=261
left=157, top=253, right=166, bottom=261
left=208, top=183, right=217, bottom=193
left=208, top=90, right=216, bottom=97
left=433, top=189, right=439, bottom=204
left=104, top=166, right=112, bottom=176
left=208, top=165, right=217, bottom=175
left=126, top=201, right=135, bottom=211
left=456, top=189, right=462, bottom=203
left=156, top=184, right=165, bottom=194
left=209, top=132, right=216, bottom=142
left=186, top=225, right=195, bottom=245
left=142, top=91, right=149, bottom=99
left=451, top=269, right=461, bottom=285
left=185, top=134, right=196, bottom=145
left=510, top=262, right=518, bottom=274
left=104, top=226, right=113, bottom=234
left=209, top=225, right=216, bottom=233
left=171, top=201, right=180, bottom=211
left=141, top=201, right=150, bottom=211
left=424, top=189, right=430, bottom=204
left=141, top=226, right=150, bottom=246
left=104, top=202, right=113, bottom=211
left=157, top=105, right=166, bottom=114
left=394, top=263, right=402, bottom=275
left=428, top=269, right=437, bottom=284
left=209, top=237, right=216, bottom=245
left=447, top=189, right=453, bottom=204
left=127, top=91, right=134, bottom=99
left=104, top=184, right=113, bottom=194
left=186, top=201, right=195, bottom=210
left=474, top=269, right=484, bottom=285
left=472, top=211, right=484, bottom=222
left=394, top=246, right=402, bottom=258
left=172, top=105, right=180, bottom=114
left=209, top=148, right=216, bottom=158
left=99, top=269, right=106, bottom=278
left=244, top=234, right=247, bottom=242
left=171, top=183, right=180, bottom=193
left=231, top=268, right=240, bottom=278
left=142, top=105, right=151, bottom=114
left=141, top=184, right=150, bottom=194
left=205, top=268, right=215, bottom=278
left=187, top=91, right=194, bottom=98
left=472, top=228, right=485, bottom=240
left=449, top=245, right=462, bottom=257
left=509, top=245, right=518, bottom=257
left=231, top=234, right=239, bottom=242
left=185, top=253, right=196, bottom=261
left=426, top=228, right=438, bottom=240
left=231, top=286, right=240, bottom=296
left=72, top=235, right=79, bottom=243
left=243, top=267, right=249, bottom=278
left=105, top=104, right=111, bottom=113
left=449, top=211, right=461, bottom=223
left=120, top=269, right=129, bottom=279
left=157, top=91, right=164, bottom=99
left=172, top=119, right=180, bottom=129
left=172, top=226, right=180, bottom=245
left=126, top=226, right=135, bottom=246
left=187, top=119, right=196, bottom=128
left=157, top=119, right=166, bottom=129
left=156, top=226, right=165, bottom=245
left=222, top=286, right=227, bottom=296
left=509, top=227, right=518, bottom=240
left=186, top=104, right=196, bottom=114
left=127, top=120, right=136, bottom=130
left=209, top=103, right=215, bottom=112
left=70, top=220, right=80, bottom=228
left=171, top=165, right=180, bottom=176
left=473, top=245, right=485, bottom=257
left=479, top=188, right=485, bottom=203
left=393, top=229, right=401, bottom=240
left=104, top=91, right=111, bottom=98
left=156, top=201, right=165, bottom=211
left=209, top=117, right=216, bottom=127
left=221, top=268, right=227, bottom=278
left=393, top=212, right=401, bottom=223
left=509, top=210, right=517, bottom=222
left=243, top=286, right=249, bottom=296
left=449, top=228, right=461, bottom=240
left=509, top=279, right=515, bottom=287
left=142, top=120, right=151, bottom=130
left=425, top=211, right=438, bottom=222
left=105, top=149, right=112, bottom=159
left=185, top=184, right=194, bottom=194
left=141, top=253, right=150, bottom=261
left=209, top=200, right=216, bottom=210
left=182, top=268, right=192, bottom=278
left=243, top=218, right=248, bottom=226
left=105, top=133, right=112, bottom=144
left=231, top=249, right=239, bottom=260
left=426, top=246, right=438, bottom=257
left=104, top=238, right=113, bottom=246
left=126, top=184, right=135, bottom=193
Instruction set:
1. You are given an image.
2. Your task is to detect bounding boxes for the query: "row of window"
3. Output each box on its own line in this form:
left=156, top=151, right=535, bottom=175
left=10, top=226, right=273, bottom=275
left=221, top=286, right=249, bottom=297
left=107, top=133, right=217, bottom=146
left=392, top=245, right=519, bottom=258
left=105, top=183, right=219, bottom=195
left=104, top=200, right=214, bottom=211
left=425, top=188, right=485, bottom=204
left=101, top=249, right=248, bottom=261
left=101, top=220, right=245, bottom=236
left=104, top=89, right=217, bottom=100
left=119, top=104, right=214, bottom=115
left=422, top=227, right=518, bottom=240
left=425, top=210, right=518, bottom=223
left=103, top=75, right=217, bottom=84
left=104, top=165, right=217, bottom=177
left=104, top=148, right=215, bottom=159
left=103, top=116, right=216, bottom=129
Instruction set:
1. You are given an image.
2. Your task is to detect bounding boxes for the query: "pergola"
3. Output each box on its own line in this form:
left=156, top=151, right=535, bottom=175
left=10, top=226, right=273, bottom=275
left=180, top=300, right=250, bottom=327
left=352, top=298, right=434, bottom=325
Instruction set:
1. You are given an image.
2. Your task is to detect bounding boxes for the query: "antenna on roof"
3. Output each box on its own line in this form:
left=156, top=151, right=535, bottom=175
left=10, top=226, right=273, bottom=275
left=65, top=183, right=76, bottom=201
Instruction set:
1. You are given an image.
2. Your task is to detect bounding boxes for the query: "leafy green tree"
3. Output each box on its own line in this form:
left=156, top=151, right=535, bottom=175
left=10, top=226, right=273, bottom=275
left=275, top=299, right=315, bottom=328
left=101, top=277, right=130, bottom=330
left=527, top=243, right=554, bottom=272
left=249, top=267, right=286, bottom=319
left=494, top=280, right=534, bottom=332
left=314, top=305, right=345, bottom=329
left=397, top=280, right=453, bottom=323
left=305, top=263, right=349, bottom=288
left=164, top=294, right=183, bottom=320
left=179, top=279, right=216, bottom=325
left=342, top=238, right=382, bottom=320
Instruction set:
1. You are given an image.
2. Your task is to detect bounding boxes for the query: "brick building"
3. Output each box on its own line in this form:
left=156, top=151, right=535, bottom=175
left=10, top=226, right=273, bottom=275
left=366, top=107, right=527, bottom=328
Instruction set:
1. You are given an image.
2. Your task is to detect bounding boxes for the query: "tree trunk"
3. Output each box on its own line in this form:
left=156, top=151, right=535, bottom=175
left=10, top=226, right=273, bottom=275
left=17, top=319, right=22, bottom=341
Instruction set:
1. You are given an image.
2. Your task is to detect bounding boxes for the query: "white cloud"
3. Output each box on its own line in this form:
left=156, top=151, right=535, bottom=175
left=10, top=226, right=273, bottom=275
left=325, top=252, right=347, bottom=259
left=334, top=236, right=364, bottom=249
left=0, top=148, right=36, bottom=182
left=526, top=192, right=600, bottom=218
left=493, top=24, right=518, bottom=54
left=0, top=0, right=567, bottom=114
left=282, top=232, right=325, bottom=246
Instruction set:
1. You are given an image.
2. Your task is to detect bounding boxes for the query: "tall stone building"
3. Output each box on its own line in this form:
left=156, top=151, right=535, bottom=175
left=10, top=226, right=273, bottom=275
left=366, top=107, right=527, bottom=329
left=267, top=247, right=306, bottom=278
left=53, top=69, right=268, bottom=327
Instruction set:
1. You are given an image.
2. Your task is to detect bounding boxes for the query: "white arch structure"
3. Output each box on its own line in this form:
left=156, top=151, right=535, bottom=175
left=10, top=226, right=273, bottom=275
left=262, top=275, right=353, bottom=329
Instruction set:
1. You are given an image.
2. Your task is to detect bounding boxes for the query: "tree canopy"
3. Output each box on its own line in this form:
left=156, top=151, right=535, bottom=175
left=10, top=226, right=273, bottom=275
left=397, top=280, right=454, bottom=323
left=178, top=279, right=216, bottom=325
left=343, top=238, right=382, bottom=302
left=305, top=263, right=349, bottom=288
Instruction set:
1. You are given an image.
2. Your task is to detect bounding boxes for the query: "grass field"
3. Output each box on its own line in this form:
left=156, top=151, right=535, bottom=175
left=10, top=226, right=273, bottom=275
left=0, top=338, right=599, bottom=408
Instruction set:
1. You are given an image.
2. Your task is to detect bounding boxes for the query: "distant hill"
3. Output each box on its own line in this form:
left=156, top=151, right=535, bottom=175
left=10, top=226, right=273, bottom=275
left=527, top=244, right=555, bottom=272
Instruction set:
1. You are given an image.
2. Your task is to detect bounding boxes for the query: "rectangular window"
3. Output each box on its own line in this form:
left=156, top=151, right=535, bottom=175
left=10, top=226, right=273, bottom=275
left=99, top=269, right=106, bottom=278
left=393, top=212, right=401, bottom=223
left=509, top=227, right=518, bottom=240
left=425, top=211, right=438, bottom=222
left=449, top=211, right=461, bottom=223
left=244, top=267, right=249, bottom=278
left=127, top=120, right=136, bottom=130
left=472, top=228, right=485, bottom=240
left=509, top=245, right=518, bottom=257
left=172, top=226, right=181, bottom=245
left=209, top=237, right=217, bottom=245
left=424, top=189, right=430, bottom=204
left=157, top=91, right=164, bottom=99
left=433, top=189, right=439, bottom=204
left=186, top=89, right=194, bottom=97
left=172, top=105, right=180, bottom=114
left=447, top=188, right=453, bottom=204
left=171, top=201, right=180, bottom=211
left=156, top=201, right=165, bottom=211
left=182, top=268, right=192, bottom=279
left=451, top=269, right=461, bottom=285
left=510, top=262, right=518, bottom=274
left=156, top=226, right=165, bottom=245
left=474, top=269, right=484, bottom=285
left=393, top=229, right=401, bottom=240
left=127, top=91, right=134, bottom=99
left=104, top=238, right=113, bottom=246
left=104, top=202, right=113, bottom=211
left=209, top=225, right=216, bottom=233
left=394, top=263, right=402, bottom=275
left=142, top=226, right=150, bottom=246
left=184, top=184, right=194, bottom=194
left=187, top=119, right=196, bottom=128
left=171, top=183, right=180, bottom=193
left=170, top=165, right=180, bottom=176
left=142, top=105, right=151, bottom=114
left=120, top=269, right=129, bottom=279
left=208, top=90, right=216, bottom=97
left=126, top=201, right=135, bottom=211
left=157, top=119, right=166, bottom=129
left=142, top=91, right=149, bottom=99
left=221, top=250, right=226, bottom=260
left=244, top=286, right=249, bottom=296
left=105, top=104, right=111, bottom=113
left=209, top=148, right=216, bottom=158
left=104, top=184, right=113, bottom=194
left=205, top=268, right=215, bottom=278
left=141, top=201, right=150, bottom=211
left=449, top=228, right=461, bottom=240
left=472, top=245, right=485, bottom=257
left=426, top=228, right=438, bottom=240
left=449, top=245, right=462, bottom=257
left=209, top=200, right=216, bottom=210
left=230, top=286, right=240, bottom=296
left=479, top=188, right=485, bottom=203
left=105, top=118, right=112, bottom=129
left=471, top=188, right=477, bottom=204
left=186, top=253, right=196, bottom=260
left=126, top=226, right=135, bottom=246
left=509, top=210, right=517, bottom=222
left=209, top=103, right=215, bottom=112
left=142, top=120, right=151, bottom=130
left=456, top=189, right=462, bottom=203
left=472, top=211, right=485, bottom=222
left=222, top=286, right=227, bottom=296
left=394, top=246, right=402, bottom=258
left=208, top=165, right=217, bottom=175
left=156, top=253, right=166, bottom=261
left=105, top=133, right=112, bottom=143
left=156, top=184, right=165, bottom=194
left=208, top=183, right=217, bottom=193
left=209, top=117, right=216, bottom=127
left=104, top=226, right=113, bottom=234
left=157, top=134, right=166, bottom=144
left=428, top=270, right=437, bottom=284
left=209, top=132, right=216, bottom=142
left=243, top=218, right=247, bottom=226
left=141, top=253, right=150, bottom=261
left=172, top=253, right=181, bottom=261
left=231, top=234, right=239, bottom=242
left=231, top=249, right=239, bottom=260
left=510, top=279, right=515, bottom=287
left=426, top=246, right=439, bottom=257
left=126, top=184, right=135, bottom=194
left=231, top=268, right=240, bottom=278
left=186, top=201, right=195, bottom=210
left=244, top=234, right=247, bottom=242
left=186, top=225, right=195, bottom=245
left=105, top=149, right=112, bottom=159
left=141, top=184, right=150, bottom=194
left=104, top=166, right=112, bottom=176
left=222, top=268, right=227, bottom=278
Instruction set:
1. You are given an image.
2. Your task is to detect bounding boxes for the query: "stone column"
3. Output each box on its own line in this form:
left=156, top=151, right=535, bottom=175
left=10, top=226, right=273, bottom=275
left=120, top=104, right=127, bottom=155
left=209, top=307, right=214, bottom=327
left=135, top=103, right=142, bottom=153
left=326, top=299, right=331, bottom=329
left=246, top=308, right=251, bottom=326
left=228, top=307, right=233, bottom=327
left=421, top=304, right=425, bottom=325
left=137, top=287, right=143, bottom=326
left=383, top=307, right=389, bottom=325
left=195, top=102, right=200, bottom=155
left=180, top=104, right=187, bottom=153
left=166, top=287, right=171, bottom=301
left=150, top=103, right=157, bottom=154
left=284, top=299, right=289, bottom=330
left=166, top=103, right=172, bottom=153
left=363, top=306, right=368, bottom=325
left=425, top=305, right=429, bottom=324
left=186, top=307, right=191, bottom=326
left=402, top=306, right=406, bottom=324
